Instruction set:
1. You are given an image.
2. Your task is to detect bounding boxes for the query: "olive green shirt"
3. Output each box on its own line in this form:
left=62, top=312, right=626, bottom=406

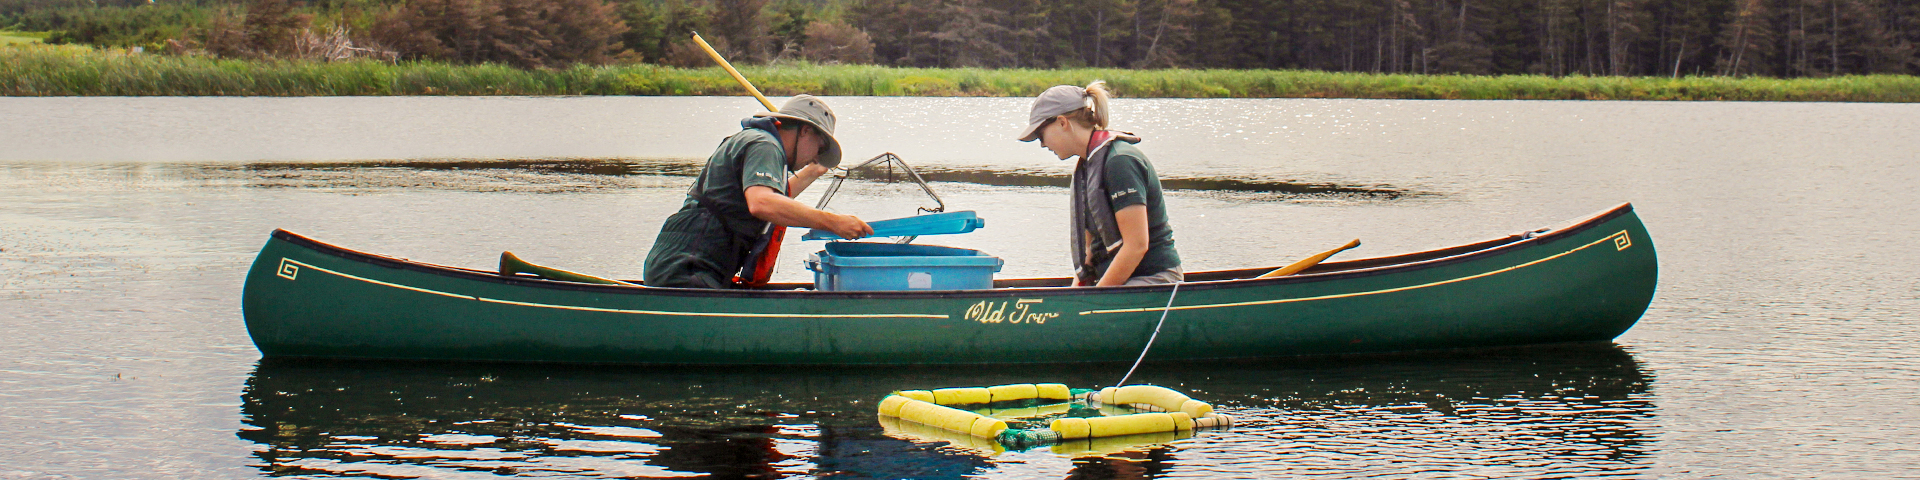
left=1096, top=142, right=1181, bottom=277
left=642, top=125, right=790, bottom=288
left=681, top=127, right=790, bottom=238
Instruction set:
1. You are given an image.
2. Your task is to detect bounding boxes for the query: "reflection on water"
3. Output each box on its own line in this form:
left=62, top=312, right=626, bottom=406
left=238, top=343, right=1651, bottom=478
left=1190, top=344, right=1655, bottom=477
left=177, top=159, right=1421, bottom=200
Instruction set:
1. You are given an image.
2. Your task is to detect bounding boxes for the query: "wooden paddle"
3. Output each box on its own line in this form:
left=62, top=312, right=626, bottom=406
left=499, top=251, right=639, bottom=286
left=1257, top=239, right=1361, bottom=278
left=693, top=31, right=795, bottom=288
left=693, top=32, right=778, bottom=112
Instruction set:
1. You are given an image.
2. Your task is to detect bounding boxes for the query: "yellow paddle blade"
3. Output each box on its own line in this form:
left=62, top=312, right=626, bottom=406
left=1258, top=239, right=1361, bottom=278
left=499, top=251, right=639, bottom=287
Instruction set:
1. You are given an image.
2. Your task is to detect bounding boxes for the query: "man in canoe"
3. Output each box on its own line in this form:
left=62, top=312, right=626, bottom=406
left=643, top=95, right=873, bottom=288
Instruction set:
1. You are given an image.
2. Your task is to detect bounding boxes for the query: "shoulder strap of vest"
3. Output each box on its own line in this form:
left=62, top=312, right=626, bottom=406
left=1071, top=137, right=1128, bottom=285
left=733, top=118, right=792, bottom=288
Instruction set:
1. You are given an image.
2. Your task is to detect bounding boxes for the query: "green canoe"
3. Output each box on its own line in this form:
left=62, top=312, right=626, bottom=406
left=241, top=203, right=1657, bottom=365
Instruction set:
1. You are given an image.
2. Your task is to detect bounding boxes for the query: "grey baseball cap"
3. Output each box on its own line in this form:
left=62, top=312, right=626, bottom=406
left=753, top=94, right=843, bottom=169
left=1017, top=85, right=1089, bottom=142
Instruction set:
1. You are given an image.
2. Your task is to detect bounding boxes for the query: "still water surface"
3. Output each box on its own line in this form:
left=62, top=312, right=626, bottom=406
left=1, top=97, right=1917, bottom=478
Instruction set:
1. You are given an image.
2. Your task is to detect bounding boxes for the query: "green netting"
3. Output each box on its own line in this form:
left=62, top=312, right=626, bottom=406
left=994, top=428, right=1062, bottom=449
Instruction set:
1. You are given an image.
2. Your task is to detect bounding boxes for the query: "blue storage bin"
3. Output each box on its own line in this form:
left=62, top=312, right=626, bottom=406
left=806, top=242, right=1003, bottom=291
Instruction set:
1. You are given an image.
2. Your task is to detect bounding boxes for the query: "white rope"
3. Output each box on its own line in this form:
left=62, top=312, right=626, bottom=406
left=1114, top=281, right=1180, bottom=390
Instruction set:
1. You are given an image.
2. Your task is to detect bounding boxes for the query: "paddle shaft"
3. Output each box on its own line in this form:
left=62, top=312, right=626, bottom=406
left=1259, top=239, right=1361, bottom=278
left=693, top=32, right=777, bottom=111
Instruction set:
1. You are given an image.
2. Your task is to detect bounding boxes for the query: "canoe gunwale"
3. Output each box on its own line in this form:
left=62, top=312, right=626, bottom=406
left=1251, top=202, right=1628, bottom=278
left=264, top=203, right=1636, bottom=300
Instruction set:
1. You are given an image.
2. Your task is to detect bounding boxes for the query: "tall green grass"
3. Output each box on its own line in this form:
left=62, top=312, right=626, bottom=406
left=0, top=30, right=47, bottom=45
left=4, top=44, right=1917, bottom=101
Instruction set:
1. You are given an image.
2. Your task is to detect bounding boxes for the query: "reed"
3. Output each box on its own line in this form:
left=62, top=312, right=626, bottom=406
left=4, top=44, right=1917, bottom=102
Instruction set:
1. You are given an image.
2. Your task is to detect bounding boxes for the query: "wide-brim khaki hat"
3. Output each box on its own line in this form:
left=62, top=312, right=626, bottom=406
left=753, top=94, right=843, bottom=169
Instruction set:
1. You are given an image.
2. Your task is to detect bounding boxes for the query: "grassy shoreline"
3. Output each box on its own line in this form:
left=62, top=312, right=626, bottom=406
left=4, top=44, right=1917, bottom=101
left=0, top=30, right=49, bottom=46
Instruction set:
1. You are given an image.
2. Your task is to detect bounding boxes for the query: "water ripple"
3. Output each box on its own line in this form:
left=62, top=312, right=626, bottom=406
left=0, top=160, right=1426, bottom=201
left=223, top=345, right=1661, bottom=478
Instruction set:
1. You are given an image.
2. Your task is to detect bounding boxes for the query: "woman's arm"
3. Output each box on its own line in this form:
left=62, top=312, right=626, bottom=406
left=1096, top=204, right=1151, bottom=286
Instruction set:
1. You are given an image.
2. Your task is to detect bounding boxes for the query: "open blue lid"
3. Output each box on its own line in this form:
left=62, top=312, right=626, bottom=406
left=799, top=210, right=986, bottom=241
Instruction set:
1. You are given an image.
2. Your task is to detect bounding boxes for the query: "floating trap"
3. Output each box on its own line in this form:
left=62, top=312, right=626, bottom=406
left=877, top=384, right=1233, bottom=454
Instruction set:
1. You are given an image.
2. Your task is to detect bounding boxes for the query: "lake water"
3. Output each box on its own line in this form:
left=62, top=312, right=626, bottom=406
left=1, top=96, right=1916, bottom=478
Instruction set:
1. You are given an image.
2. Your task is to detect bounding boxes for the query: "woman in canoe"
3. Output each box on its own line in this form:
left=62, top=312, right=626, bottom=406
left=1018, top=81, right=1182, bottom=287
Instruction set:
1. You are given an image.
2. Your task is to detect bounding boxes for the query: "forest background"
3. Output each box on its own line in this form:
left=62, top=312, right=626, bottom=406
left=4, top=0, right=1917, bottom=77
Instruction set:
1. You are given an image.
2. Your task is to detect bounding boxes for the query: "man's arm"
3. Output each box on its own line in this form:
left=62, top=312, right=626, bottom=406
left=787, top=163, right=829, bottom=196
left=745, top=185, right=872, bottom=239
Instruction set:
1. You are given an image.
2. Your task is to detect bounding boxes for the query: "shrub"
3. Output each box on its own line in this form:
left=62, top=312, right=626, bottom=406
left=801, top=19, right=871, bottom=65
left=369, top=0, right=627, bottom=69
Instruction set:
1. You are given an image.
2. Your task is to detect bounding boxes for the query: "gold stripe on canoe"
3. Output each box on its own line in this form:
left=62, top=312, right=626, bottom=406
left=276, top=258, right=950, bottom=319
left=1079, top=230, right=1632, bottom=316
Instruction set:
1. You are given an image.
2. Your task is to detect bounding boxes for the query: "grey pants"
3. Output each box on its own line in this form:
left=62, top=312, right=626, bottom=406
left=1123, top=267, right=1184, bottom=286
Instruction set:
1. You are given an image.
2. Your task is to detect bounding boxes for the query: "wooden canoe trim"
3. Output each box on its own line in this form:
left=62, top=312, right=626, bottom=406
left=994, top=202, right=1632, bottom=286
left=268, top=203, right=1635, bottom=297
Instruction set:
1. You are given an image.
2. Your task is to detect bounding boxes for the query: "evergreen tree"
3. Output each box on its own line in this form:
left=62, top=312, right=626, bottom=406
left=1431, top=0, right=1494, bottom=73
left=1130, top=0, right=1199, bottom=67
left=1714, top=0, right=1772, bottom=75
left=1839, top=0, right=1917, bottom=73
left=767, top=0, right=811, bottom=58
left=708, top=0, right=771, bottom=61
left=9, top=0, right=1919, bottom=75
left=929, top=0, right=1016, bottom=67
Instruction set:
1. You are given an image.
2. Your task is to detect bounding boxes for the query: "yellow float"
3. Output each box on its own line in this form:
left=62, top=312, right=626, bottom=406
left=876, top=383, right=1233, bottom=449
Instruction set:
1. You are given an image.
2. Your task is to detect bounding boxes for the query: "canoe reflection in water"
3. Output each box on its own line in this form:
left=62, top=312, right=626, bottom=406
left=237, top=343, right=1654, bottom=478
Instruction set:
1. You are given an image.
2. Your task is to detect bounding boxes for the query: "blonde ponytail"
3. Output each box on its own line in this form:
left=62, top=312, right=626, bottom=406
left=1062, top=80, right=1112, bottom=130
left=1084, top=80, right=1110, bottom=130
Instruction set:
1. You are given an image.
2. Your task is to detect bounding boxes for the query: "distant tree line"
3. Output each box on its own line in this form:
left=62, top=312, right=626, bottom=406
left=4, top=0, right=1916, bottom=76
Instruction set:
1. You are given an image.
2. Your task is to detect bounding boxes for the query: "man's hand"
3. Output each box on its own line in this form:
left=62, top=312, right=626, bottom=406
left=746, top=185, right=871, bottom=239
left=789, top=163, right=831, bottom=196
left=796, top=163, right=830, bottom=180
left=822, top=213, right=873, bottom=240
